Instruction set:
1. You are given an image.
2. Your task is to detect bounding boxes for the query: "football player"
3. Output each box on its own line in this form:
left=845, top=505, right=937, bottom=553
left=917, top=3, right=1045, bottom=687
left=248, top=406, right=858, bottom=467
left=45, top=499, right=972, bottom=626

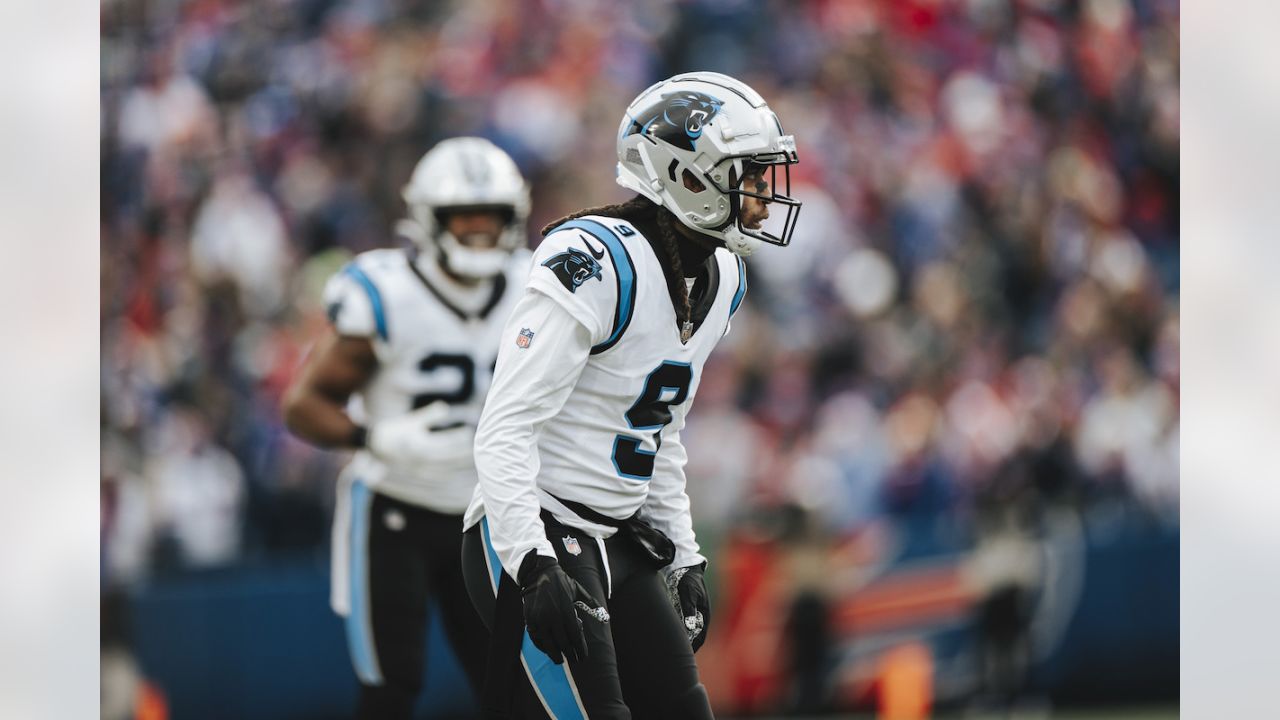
left=283, top=137, right=532, bottom=720
left=459, top=72, right=801, bottom=718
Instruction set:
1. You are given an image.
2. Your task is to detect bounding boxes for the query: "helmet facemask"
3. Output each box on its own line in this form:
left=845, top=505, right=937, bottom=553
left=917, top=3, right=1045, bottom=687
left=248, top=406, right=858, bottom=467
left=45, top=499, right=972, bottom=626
left=705, top=146, right=802, bottom=252
left=421, top=204, right=520, bottom=280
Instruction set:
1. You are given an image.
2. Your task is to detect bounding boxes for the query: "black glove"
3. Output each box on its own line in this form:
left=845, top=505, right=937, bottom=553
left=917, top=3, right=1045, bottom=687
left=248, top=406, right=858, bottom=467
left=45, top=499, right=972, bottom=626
left=518, top=554, right=608, bottom=665
left=667, top=563, right=711, bottom=652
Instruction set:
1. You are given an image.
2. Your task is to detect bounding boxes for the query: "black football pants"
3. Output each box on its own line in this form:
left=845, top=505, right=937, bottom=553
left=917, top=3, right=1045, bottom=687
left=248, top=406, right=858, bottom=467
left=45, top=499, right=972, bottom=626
left=461, top=513, right=714, bottom=719
left=343, top=486, right=490, bottom=719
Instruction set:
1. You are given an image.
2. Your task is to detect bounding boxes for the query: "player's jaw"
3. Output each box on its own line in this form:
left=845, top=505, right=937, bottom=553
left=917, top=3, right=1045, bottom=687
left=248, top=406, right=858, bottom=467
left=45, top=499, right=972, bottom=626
left=740, top=196, right=770, bottom=230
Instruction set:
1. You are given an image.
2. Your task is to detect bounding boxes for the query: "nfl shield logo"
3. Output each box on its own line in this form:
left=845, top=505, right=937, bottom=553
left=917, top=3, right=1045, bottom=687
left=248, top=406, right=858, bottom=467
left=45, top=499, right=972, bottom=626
left=562, top=535, right=582, bottom=556
left=516, top=327, right=534, bottom=348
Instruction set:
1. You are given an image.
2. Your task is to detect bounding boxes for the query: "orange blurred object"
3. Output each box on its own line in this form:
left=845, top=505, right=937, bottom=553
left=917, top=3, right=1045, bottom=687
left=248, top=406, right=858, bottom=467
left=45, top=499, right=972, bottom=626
left=136, top=680, right=169, bottom=720
left=877, top=642, right=933, bottom=720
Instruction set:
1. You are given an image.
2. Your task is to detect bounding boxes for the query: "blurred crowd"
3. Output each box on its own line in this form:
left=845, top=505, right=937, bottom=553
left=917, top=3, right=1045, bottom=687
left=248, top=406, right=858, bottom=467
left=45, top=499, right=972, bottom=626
left=100, top=0, right=1179, bottom=592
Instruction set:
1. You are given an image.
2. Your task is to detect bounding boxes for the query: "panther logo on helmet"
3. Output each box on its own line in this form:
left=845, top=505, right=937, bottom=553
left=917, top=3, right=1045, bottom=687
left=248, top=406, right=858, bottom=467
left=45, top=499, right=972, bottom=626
left=542, top=247, right=604, bottom=293
left=624, top=91, right=725, bottom=152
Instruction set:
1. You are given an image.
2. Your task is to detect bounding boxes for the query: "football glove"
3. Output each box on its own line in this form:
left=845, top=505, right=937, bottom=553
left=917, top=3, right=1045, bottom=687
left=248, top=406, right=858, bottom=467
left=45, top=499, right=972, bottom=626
left=518, top=555, right=608, bottom=665
left=366, top=401, right=474, bottom=468
left=667, top=563, right=710, bottom=652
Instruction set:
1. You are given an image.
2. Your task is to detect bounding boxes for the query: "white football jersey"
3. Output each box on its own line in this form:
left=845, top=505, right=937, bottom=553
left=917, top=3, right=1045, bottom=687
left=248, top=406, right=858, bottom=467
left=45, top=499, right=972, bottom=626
left=323, top=246, right=531, bottom=512
left=466, top=215, right=747, bottom=576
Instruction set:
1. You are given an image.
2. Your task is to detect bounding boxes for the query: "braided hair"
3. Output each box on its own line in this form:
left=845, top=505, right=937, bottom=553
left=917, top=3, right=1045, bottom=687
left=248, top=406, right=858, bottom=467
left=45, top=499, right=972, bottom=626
left=542, top=195, right=692, bottom=331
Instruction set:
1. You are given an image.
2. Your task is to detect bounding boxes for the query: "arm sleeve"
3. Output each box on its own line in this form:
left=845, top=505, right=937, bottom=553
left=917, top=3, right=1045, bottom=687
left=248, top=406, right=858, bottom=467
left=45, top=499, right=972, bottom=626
left=473, top=286, right=597, bottom=579
left=639, top=406, right=707, bottom=571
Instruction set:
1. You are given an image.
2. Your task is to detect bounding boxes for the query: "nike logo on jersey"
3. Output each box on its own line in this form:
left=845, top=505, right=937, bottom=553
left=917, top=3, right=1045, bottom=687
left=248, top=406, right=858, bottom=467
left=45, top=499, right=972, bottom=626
left=581, top=236, right=606, bottom=260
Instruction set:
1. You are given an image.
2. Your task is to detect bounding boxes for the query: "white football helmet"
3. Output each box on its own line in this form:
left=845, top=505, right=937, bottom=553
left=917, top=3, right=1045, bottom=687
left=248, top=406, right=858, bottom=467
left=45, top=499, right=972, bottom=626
left=399, top=137, right=530, bottom=279
left=616, top=71, right=801, bottom=257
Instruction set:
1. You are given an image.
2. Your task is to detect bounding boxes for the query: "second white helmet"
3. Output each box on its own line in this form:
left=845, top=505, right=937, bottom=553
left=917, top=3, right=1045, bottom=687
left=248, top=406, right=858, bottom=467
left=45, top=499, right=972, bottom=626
left=400, top=137, right=530, bottom=279
left=615, top=72, right=801, bottom=257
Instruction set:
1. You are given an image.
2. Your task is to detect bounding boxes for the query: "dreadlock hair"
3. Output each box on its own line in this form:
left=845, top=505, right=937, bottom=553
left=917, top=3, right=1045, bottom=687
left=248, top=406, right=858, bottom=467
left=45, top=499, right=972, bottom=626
left=542, top=194, right=692, bottom=332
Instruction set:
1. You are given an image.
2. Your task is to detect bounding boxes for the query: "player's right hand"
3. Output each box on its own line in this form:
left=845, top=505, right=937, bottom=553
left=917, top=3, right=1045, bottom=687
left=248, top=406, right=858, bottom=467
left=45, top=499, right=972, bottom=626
left=518, top=555, right=607, bottom=665
left=367, top=401, right=475, bottom=468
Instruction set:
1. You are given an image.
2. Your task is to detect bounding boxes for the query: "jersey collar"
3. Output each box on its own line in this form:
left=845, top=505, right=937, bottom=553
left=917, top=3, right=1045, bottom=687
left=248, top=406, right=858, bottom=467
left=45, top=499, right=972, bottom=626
left=406, top=250, right=507, bottom=322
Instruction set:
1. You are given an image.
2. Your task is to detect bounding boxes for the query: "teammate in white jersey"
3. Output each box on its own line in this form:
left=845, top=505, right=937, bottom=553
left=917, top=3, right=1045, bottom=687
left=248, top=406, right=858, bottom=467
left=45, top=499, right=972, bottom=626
left=283, top=137, right=532, bottom=719
left=459, top=72, right=802, bottom=719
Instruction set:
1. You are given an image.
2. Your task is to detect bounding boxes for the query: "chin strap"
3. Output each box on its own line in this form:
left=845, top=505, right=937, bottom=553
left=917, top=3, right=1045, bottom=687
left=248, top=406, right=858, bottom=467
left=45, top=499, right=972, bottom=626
left=721, top=226, right=760, bottom=257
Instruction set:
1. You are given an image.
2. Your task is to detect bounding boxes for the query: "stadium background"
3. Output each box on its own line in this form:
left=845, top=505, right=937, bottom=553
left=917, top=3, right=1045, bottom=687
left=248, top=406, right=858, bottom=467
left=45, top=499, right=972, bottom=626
left=99, top=0, right=1179, bottom=717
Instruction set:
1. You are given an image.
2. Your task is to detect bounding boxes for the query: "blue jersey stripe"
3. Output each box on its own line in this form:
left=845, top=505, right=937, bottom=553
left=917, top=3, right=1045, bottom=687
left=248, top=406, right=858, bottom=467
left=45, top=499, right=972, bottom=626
left=557, top=219, right=636, bottom=354
left=480, top=517, right=586, bottom=719
left=346, top=480, right=382, bottom=684
left=342, top=265, right=389, bottom=341
left=480, top=517, right=502, bottom=594
left=730, top=256, right=747, bottom=317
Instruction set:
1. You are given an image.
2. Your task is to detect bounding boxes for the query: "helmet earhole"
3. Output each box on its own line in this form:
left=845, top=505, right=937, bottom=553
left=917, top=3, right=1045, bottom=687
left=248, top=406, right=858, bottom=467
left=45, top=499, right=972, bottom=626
left=680, top=170, right=706, bottom=193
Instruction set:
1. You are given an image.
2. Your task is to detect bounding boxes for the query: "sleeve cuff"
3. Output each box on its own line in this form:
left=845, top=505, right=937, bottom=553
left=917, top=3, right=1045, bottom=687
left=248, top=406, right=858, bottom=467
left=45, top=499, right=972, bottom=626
left=509, top=545, right=558, bottom=584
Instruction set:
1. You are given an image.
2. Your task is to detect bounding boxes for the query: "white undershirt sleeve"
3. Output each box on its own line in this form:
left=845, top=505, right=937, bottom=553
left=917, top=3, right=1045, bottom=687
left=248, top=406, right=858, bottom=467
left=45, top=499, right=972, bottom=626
left=640, top=406, right=707, bottom=571
left=473, top=287, right=596, bottom=580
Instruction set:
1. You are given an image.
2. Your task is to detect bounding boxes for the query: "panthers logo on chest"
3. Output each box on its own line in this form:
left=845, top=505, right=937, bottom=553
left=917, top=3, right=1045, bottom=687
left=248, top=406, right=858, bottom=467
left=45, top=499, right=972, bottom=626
left=542, top=243, right=604, bottom=293
left=624, top=91, right=725, bottom=152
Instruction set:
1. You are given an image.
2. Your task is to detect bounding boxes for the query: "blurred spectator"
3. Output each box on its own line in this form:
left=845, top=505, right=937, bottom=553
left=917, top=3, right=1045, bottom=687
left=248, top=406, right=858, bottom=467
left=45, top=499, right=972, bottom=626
left=145, top=407, right=245, bottom=569
left=189, top=163, right=293, bottom=318
left=117, top=44, right=217, bottom=155
left=964, top=495, right=1043, bottom=712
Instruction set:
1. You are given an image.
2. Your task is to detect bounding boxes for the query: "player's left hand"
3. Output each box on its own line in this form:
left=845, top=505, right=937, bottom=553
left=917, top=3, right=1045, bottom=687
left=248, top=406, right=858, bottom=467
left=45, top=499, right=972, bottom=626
left=668, top=563, right=710, bottom=652
left=519, top=555, right=607, bottom=665
left=367, top=401, right=475, bottom=468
